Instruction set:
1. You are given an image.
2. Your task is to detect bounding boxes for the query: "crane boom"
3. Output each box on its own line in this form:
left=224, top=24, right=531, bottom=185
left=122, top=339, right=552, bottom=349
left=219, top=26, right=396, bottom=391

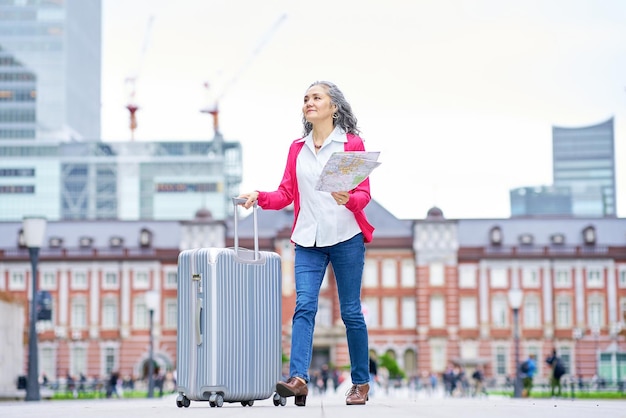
left=202, top=13, right=287, bottom=134
left=126, top=14, right=155, bottom=140
left=217, top=13, right=287, bottom=102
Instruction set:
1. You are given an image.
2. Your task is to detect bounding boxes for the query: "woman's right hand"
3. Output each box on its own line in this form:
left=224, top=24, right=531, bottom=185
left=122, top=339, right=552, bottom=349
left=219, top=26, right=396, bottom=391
left=237, top=191, right=259, bottom=209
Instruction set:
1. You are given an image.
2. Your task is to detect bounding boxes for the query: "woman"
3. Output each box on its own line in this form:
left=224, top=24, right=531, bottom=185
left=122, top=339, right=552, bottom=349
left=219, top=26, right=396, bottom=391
left=238, top=80, right=374, bottom=406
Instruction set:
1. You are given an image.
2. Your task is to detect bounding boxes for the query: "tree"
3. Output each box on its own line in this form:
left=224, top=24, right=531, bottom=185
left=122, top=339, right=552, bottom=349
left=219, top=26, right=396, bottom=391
left=378, top=353, right=406, bottom=380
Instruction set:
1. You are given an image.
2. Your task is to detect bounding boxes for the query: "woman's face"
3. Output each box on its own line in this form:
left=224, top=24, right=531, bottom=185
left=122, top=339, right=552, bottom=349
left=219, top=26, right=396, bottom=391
left=302, top=84, right=336, bottom=125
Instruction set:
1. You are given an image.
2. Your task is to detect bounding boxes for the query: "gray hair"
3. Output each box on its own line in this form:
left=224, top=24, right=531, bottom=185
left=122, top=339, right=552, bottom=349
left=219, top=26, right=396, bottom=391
left=302, top=81, right=360, bottom=136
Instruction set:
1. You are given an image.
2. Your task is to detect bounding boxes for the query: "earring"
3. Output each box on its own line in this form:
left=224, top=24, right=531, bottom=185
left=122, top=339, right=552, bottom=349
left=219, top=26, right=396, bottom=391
left=332, top=113, right=338, bottom=119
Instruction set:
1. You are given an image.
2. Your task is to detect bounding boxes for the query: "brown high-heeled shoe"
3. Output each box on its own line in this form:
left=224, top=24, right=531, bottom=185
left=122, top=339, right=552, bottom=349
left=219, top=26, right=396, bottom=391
left=276, top=377, right=308, bottom=406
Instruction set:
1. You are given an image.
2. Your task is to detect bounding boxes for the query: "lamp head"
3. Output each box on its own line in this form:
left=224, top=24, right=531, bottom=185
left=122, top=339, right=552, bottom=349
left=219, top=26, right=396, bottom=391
left=508, top=287, right=523, bottom=309
left=145, top=290, right=159, bottom=311
left=22, top=216, right=47, bottom=248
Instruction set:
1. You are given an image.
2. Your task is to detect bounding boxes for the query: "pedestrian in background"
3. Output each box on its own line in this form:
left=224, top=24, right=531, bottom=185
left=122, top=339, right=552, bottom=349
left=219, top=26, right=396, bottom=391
left=369, top=355, right=378, bottom=397
left=546, top=349, right=565, bottom=397
left=521, top=354, right=537, bottom=397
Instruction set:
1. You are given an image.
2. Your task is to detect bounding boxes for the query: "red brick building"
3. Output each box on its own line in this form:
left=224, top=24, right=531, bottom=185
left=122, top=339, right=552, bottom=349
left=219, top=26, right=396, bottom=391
left=1, top=203, right=625, bottom=388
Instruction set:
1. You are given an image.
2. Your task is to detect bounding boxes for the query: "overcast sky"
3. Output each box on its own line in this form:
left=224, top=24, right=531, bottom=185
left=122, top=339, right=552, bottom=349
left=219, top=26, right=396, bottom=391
left=101, top=0, right=626, bottom=220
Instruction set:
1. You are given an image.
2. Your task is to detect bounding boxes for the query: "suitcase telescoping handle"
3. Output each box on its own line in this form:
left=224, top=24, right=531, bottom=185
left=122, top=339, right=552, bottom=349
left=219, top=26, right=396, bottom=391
left=232, top=197, right=260, bottom=261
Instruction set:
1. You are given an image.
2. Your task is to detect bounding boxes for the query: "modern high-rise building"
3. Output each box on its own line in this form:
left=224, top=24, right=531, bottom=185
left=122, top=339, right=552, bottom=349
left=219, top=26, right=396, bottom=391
left=552, top=117, right=616, bottom=217
left=510, top=117, right=617, bottom=218
left=0, top=1, right=245, bottom=222
left=509, top=186, right=573, bottom=217
left=0, top=0, right=101, bottom=141
left=0, top=135, right=242, bottom=221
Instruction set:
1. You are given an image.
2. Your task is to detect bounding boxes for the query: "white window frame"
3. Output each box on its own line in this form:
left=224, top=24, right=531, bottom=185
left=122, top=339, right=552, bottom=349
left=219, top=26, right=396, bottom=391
left=554, top=269, right=572, bottom=288
left=588, top=296, right=604, bottom=328
left=382, top=259, right=397, bottom=288
left=495, top=346, right=507, bottom=376
left=70, top=344, right=88, bottom=377
left=9, top=270, right=26, bottom=290
left=555, top=295, right=572, bottom=328
left=523, top=295, right=541, bottom=328
left=133, top=298, right=149, bottom=329
left=491, top=295, right=508, bottom=328
left=459, top=264, right=477, bottom=288
left=619, top=268, right=626, bottom=288
left=101, top=344, right=119, bottom=377
left=71, top=298, right=87, bottom=329
left=133, top=270, right=150, bottom=289
left=40, top=345, right=56, bottom=382
left=429, top=295, right=445, bottom=328
left=165, top=298, right=177, bottom=329
left=101, top=298, right=118, bottom=329
left=586, top=269, right=603, bottom=288
left=71, top=270, right=88, bottom=290
left=40, top=271, right=56, bottom=290
left=400, top=259, right=415, bottom=288
left=363, top=259, right=378, bottom=288
left=459, top=297, right=477, bottom=328
left=382, top=297, right=398, bottom=328
left=429, top=262, right=445, bottom=286
left=102, top=271, right=119, bottom=290
left=164, top=270, right=178, bottom=289
left=522, top=268, right=540, bottom=288
left=490, top=267, right=508, bottom=288
left=401, top=297, right=416, bottom=328
left=430, top=340, right=446, bottom=373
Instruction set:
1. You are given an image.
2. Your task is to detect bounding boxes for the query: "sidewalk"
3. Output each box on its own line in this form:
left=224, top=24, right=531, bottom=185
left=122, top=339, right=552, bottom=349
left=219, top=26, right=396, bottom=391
left=2, top=389, right=625, bottom=418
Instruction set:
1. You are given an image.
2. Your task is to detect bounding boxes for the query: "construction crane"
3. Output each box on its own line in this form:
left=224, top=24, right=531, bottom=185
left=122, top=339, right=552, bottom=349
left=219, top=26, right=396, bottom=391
left=201, top=13, right=287, bottom=137
left=125, top=15, right=155, bottom=141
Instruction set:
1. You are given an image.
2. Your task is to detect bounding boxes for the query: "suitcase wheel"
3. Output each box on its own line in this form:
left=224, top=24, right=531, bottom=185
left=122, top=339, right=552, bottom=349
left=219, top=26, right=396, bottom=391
left=273, top=392, right=287, bottom=406
left=209, top=393, right=224, bottom=407
left=176, top=394, right=191, bottom=408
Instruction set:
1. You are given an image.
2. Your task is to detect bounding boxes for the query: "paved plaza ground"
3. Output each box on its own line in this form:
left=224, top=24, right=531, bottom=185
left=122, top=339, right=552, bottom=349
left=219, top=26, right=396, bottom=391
left=1, top=389, right=625, bottom=418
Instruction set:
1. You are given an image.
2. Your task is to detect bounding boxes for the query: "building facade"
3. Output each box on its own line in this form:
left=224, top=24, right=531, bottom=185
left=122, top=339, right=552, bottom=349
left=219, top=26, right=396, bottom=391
left=0, top=0, right=101, bottom=141
left=1, top=204, right=625, bottom=390
left=0, top=135, right=242, bottom=221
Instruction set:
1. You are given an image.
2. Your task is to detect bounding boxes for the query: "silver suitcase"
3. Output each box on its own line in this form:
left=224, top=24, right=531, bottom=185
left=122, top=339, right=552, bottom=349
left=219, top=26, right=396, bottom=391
left=176, top=198, right=285, bottom=408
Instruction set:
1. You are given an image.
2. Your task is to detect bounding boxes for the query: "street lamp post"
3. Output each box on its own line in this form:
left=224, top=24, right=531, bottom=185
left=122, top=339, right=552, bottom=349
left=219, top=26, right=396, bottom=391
left=590, top=325, right=600, bottom=378
left=572, top=327, right=583, bottom=373
left=145, top=290, right=159, bottom=398
left=22, top=216, right=47, bottom=402
left=572, top=327, right=584, bottom=398
left=508, top=288, right=523, bottom=399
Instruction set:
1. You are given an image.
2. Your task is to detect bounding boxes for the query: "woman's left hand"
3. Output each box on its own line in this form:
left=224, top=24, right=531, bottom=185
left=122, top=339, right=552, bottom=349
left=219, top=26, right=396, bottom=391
left=331, top=191, right=350, bottom=206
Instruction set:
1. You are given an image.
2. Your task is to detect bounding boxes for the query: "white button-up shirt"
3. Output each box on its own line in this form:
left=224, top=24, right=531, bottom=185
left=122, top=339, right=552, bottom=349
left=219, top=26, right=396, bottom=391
left=291, top=127, right=361, bottom=247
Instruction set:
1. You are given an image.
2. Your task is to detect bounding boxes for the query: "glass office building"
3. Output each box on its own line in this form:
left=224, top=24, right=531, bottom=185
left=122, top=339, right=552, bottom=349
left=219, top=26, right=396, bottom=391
left=552, top=117, right=616, bottom=217
left=0, top=1, right=244, bottom=222
left=0, top=135, right=242, bottom=221
left=510, top=186, right=573, bottom=217
left=0, top=0, right=101, bottom=140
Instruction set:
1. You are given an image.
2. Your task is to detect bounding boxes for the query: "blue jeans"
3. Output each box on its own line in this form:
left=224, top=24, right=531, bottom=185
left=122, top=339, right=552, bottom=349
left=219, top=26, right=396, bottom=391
left=289, top=233, right=369, bottom=385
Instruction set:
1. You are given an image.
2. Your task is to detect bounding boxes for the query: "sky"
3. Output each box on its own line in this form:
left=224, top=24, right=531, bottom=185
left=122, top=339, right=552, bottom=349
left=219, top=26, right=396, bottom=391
left=101, top=0, right=626, bottom=220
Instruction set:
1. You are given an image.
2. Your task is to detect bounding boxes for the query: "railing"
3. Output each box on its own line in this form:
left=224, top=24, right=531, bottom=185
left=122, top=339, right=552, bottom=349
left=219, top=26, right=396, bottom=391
left=0, top=248, right=180, bottom=260
left=459, top=246, right=626, bottom=260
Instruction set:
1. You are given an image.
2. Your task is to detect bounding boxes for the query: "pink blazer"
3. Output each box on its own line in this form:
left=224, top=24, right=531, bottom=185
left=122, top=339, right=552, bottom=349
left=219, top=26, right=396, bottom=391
left=257, top=133, right=375, bottom=243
